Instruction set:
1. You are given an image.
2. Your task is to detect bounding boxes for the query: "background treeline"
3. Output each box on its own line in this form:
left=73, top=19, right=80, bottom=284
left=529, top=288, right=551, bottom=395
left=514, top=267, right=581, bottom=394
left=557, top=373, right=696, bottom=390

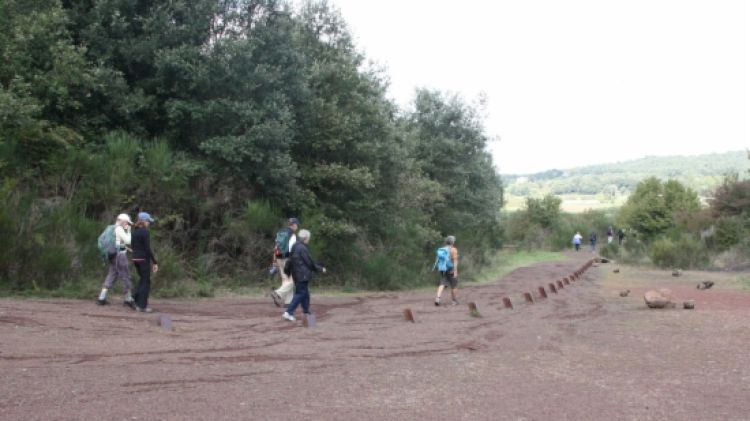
left=504, top=154, right=750, bottom=270
left=504, top=151, right=749, bottom=198
left=0, top=0, right=503, bottom=296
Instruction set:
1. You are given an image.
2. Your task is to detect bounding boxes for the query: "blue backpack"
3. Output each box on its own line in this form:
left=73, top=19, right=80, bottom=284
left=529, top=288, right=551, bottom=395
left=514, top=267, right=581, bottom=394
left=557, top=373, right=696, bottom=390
left=434, top=246, right=453, bottom=272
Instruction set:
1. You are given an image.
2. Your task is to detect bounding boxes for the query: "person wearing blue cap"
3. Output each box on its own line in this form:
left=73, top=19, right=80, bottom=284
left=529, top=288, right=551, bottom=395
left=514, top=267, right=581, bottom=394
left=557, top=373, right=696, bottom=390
left=131, top=212, right=158, bottom=312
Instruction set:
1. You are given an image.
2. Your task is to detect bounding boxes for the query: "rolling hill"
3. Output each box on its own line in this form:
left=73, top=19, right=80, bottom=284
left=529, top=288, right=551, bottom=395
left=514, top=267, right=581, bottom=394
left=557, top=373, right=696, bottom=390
left=502, top=150, right=749, bottom=211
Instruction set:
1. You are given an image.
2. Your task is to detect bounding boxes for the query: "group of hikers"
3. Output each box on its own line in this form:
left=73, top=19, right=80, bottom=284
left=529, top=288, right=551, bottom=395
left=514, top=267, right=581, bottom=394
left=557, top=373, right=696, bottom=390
left=95, top=212, right=158, bottom=312
left=96, top=213, right=461, bottom=320
left=572, top=226, right=626, bottom=252
left=267, top=218, right=459, bottom=319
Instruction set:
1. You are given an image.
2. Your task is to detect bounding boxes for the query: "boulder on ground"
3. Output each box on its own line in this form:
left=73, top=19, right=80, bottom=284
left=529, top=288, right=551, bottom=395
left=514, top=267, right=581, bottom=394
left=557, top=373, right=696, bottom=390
left=697, top=281, right=714, bottom=290
left=672, top=269, right=682, bottom=277
left=619, top=289, right=630, bottom=297
left=644, top=290, right=671, bottom=309
left=613, top=268, right=620, bottom=273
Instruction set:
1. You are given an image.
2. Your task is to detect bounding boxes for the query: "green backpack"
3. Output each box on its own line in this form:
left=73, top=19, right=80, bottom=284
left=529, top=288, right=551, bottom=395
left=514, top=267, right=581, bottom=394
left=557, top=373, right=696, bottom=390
left=97, top=225, right=118, bottom=260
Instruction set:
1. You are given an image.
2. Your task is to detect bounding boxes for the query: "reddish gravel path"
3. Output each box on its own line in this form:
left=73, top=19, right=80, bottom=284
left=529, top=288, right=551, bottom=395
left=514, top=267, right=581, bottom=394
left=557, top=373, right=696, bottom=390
left=1, top=253, right=749, bottom=420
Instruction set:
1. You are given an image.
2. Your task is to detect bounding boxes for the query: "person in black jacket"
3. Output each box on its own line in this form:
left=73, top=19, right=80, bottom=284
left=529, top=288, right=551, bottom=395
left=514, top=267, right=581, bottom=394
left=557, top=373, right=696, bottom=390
left=282, top=229, right=325, bottom=322
left=131, top=212, right=158, bottom=313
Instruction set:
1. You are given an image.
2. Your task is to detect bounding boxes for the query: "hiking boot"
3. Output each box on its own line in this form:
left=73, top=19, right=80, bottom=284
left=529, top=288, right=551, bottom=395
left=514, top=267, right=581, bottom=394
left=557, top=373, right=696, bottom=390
left=282, top=312, right=296, bottom=322
left=451, top=300, right=460, bottom=306
left=270, top=290, right=282, bottom=308
left=123, top=298, right=135, bottom=310
left=135, top=306, right=153, bottom=313
left=96, top=299, right=109, bottom=306
left=434, top=298, right=441, bottom=306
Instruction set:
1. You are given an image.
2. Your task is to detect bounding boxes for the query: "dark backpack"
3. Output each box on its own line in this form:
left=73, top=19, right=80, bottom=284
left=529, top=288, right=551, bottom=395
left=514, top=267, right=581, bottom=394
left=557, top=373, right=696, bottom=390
left=274, top=228, right=292, bottom=258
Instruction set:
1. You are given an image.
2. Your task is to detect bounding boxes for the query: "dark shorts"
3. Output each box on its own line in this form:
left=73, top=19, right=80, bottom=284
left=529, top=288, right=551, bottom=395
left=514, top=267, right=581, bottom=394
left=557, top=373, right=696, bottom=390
left=440, top=270, right=458, bottom=288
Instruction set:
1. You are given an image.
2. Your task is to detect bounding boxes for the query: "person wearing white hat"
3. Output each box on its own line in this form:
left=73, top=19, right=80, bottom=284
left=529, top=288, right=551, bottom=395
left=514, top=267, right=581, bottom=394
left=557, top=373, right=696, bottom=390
left=97, top=213, right=135, bottom=307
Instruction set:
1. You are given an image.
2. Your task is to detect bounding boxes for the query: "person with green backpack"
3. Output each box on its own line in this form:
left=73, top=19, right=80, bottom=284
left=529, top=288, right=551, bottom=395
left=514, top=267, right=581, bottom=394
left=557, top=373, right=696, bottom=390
left=96, top=213, right=135, bottom=307
left=434, top=235, right=459, bottom=306
left=269, top=218, right=299, bottom=307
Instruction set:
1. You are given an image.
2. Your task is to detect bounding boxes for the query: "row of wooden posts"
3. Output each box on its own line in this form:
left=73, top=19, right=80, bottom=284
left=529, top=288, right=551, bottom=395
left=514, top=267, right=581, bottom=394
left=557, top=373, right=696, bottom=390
left=403, top=258, right=598, bottom=322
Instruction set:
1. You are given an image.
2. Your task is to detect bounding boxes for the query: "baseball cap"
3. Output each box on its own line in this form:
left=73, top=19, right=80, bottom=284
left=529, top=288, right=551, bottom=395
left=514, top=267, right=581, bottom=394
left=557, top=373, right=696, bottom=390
left=117, top=213, right=133, bottom=225
left=288, top=217, right=300, bottom=225
left=138, top=212, right=155, bottom=223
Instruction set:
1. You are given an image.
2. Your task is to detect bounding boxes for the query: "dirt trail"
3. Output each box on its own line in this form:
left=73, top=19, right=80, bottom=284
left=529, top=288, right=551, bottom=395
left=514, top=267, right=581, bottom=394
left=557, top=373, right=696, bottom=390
left=1, top=253, right=749, bottom=420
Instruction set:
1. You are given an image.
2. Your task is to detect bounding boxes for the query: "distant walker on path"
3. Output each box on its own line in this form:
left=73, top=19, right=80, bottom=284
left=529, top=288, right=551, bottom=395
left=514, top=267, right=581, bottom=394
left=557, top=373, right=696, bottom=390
left=589, top=232, right=597, bottom=252
left=572, top=231, right=583, bottom=252
left=434, top=236, right=459, bottom=306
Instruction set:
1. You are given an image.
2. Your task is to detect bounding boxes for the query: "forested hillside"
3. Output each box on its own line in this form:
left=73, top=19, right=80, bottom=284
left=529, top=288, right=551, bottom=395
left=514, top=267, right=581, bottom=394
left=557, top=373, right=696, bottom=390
left=505, top=151, right=748, bottom=198
left=0, top=0, right=503, bottom=295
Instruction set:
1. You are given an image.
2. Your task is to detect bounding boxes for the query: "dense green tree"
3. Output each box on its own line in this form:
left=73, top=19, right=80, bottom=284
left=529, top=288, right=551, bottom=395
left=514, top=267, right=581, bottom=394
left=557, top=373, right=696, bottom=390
left=406, top=90, right=504, bottom=251
left=618, top=177, right=700, bottom=240
left=525, top=195, right=562, bottom=229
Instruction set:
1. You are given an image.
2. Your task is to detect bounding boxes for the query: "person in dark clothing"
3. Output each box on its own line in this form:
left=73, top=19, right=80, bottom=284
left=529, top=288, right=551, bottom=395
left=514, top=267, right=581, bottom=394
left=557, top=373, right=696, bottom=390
left=282, top=229, right=325, bottom=322
left=618, top=228, right=626, bottom=245
left=589, top=232, right=597, bottom=252
left=131, top=212, right=158, bottom=313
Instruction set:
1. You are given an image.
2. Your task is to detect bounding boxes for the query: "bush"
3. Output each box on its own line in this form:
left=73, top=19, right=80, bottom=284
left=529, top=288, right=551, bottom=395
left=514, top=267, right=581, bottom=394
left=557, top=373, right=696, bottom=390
left=649, top=235, right=709, bottom=269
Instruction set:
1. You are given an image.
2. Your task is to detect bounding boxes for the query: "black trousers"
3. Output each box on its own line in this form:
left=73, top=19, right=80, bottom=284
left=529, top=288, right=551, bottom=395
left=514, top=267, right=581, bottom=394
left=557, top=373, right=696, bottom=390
left=133, top=259, right=152, bottom=309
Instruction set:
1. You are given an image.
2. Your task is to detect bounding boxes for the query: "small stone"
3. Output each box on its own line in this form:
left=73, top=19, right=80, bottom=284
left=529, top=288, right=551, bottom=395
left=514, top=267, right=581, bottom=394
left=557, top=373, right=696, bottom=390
left=697, top=281, right=714, bottom=290
left=619, top=289, right=630, bottom=297
left=683, top=300, right=695, bottom=309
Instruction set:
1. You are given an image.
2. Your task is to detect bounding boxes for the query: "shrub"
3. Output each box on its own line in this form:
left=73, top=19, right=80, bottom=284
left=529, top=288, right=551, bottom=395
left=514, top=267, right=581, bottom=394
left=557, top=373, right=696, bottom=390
left=649, top=235, right=709, bottom=269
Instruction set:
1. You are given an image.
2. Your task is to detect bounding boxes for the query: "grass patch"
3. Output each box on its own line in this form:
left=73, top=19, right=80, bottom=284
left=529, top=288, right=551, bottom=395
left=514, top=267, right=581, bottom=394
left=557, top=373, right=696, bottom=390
left=466, top=250, right=566, bottom=285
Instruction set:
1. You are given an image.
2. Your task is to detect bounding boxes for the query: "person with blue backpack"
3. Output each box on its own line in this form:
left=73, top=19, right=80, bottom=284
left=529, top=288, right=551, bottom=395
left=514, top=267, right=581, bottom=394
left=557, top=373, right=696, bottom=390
left=270, top=218, right=299, bottom=307
left=434, top=235, right=459, bottom=306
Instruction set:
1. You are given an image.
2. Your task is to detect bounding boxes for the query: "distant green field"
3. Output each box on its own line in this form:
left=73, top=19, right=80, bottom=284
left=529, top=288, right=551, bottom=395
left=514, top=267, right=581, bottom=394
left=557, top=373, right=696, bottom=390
left=505, top=194, right=627, bottom=213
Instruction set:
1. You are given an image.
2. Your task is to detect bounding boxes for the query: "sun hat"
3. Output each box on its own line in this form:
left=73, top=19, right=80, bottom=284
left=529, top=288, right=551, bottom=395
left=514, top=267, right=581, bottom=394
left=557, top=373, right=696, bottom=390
left=116, top=213, right=133, bottom=225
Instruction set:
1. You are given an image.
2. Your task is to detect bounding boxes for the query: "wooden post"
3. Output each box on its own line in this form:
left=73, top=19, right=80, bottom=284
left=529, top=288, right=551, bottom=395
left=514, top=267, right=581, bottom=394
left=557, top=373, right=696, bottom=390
left=468, top=302, right=481, bottom=317
left=524, top=292, right=534, bottom=304
left=538, top=286, right=548, bottom=299
left=557, top=280, right=564, bottom=289
left=154, top=314, right=173, bottom=332
left=502, top=297, right=513, bottom=309
left=403, top=308, right=415, bottom=323
left=549, top=283, right=558, bottom=293
left=563, top=278, right=570, bottom=285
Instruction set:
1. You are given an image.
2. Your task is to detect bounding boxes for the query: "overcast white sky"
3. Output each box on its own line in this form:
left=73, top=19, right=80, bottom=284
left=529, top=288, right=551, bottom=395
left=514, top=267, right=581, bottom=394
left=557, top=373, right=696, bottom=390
left=331, top=0, right=749, bottom=174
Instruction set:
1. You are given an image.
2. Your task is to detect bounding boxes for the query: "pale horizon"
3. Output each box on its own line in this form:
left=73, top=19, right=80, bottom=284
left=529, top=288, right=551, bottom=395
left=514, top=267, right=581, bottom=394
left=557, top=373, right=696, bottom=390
left=332, top=0, right=749, bottom=174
